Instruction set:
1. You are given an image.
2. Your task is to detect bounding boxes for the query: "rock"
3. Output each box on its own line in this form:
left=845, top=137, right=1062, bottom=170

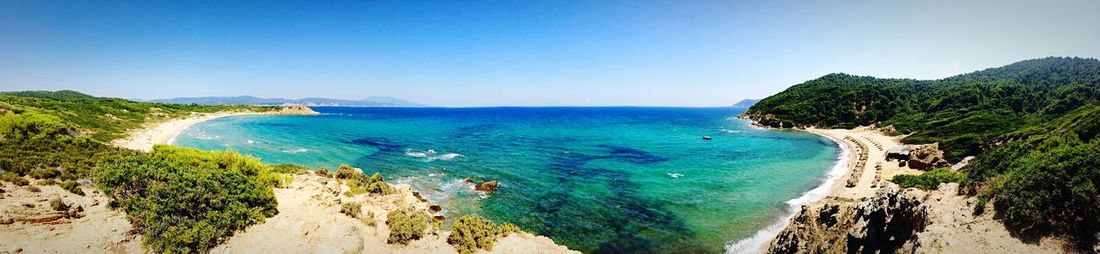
left=474, top=180, right=499, bottom=193
left=907, top=143, right=950, bottom=170
left=768, top=186, right=929, bottom=254
left=429, top=205, right=442, bottom=212
left=274, top=104, right=320, bottom=115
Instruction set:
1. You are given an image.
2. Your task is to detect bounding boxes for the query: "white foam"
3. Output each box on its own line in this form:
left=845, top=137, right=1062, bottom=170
left=667, top=173, right=683, bottom=179
left=405, top=150, right=429, bottom=158
left=724, top=134, right=850, bottom=254
left=406, top=149, right=463, bottom=161
left=281, top=148, right=308, bottom=154
left=436, top=153, right=463, bottom=161
left=721, top=128, right=743, bottom=134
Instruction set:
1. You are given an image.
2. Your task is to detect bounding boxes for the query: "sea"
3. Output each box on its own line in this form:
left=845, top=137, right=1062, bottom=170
left=174, top=106, right=841, bottom=253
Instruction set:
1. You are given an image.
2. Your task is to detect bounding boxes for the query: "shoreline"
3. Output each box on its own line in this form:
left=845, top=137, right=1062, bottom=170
left=726, top=125, right=909, bottom=253
left=724, top=127, right=852, bottom=253
left=111, top=104, right=320, bottom=152
left=112, top=111, right=269, bottom=152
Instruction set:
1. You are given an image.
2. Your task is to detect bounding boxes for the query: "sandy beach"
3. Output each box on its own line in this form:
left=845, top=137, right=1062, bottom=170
left=732, top=126, right=1068, bottom=253
left=726, top=126, right=912, bottom=253
left=111, top=111, right=268, bottom=152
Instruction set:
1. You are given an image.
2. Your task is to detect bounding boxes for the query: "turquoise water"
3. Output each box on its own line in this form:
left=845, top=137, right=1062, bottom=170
left=174, top=107, right=839, bottom=253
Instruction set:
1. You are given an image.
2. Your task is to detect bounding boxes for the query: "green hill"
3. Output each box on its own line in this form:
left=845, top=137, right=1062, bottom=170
left=744, top=57, right=1100, bottom=248
left=744, top=57, right=1100, bottom=161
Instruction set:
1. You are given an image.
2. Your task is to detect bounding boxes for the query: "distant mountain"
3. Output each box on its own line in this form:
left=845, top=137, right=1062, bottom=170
left=148, top=96, right=424, bottom=107
left=731, top=99, right=760, bottom=109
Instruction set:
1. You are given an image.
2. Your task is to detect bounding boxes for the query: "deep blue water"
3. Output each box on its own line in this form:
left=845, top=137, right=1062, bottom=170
left=175, top=107, right=839, bottom=253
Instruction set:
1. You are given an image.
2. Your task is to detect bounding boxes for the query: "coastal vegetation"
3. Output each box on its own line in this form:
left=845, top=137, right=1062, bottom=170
left=0, top=91, right=288, bottom=253
left=96, top=145, right=281, bottom=253
left=447, top=214, right=523, bottom=254
left=386, top=209, right=429, bottom=244
left=746, top=57, right=1100, bottom=247
left=890, top=168, right=963, bottom=190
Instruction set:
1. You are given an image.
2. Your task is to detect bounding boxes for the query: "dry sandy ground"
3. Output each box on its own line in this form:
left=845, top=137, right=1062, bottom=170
left=794, top=127, right=1067, bottom=253
left=0, top=179, right=142, bottom=253
left=212, top=174, right=577, bottom=254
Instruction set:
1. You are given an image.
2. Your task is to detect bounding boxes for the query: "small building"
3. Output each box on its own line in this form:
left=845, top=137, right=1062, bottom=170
left=886, top=146, right=911, bottom=161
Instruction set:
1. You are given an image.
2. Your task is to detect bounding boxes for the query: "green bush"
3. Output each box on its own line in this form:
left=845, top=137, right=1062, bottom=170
left=341, top=202, right=362, bottom=218
left=49, top=198, right=69, bottom=211
left=60, top=180, right=84, bottom=196
left=345, top=172, right=396, bottom=196
left=891, top=168, right=964, bottom=190
left=96, top=145, right=279, bottom=254
left=498, top=223, right=521, bottom=237
left=36, top=178, right=57, bottom=186
left=993, top=142, right=1099, bottom=244
left=1, top=172, right=29, bottom=186
left=28, top=167, right=60, bottom=179
left=335, top=164, right=361, bottom=179
left=314, top=167, right=331, bottom=177
left=386, top=209, right=428, bottom=245
left=271, top=163, right=309, bottom=174
left=447, top=215, right=500, bottom=254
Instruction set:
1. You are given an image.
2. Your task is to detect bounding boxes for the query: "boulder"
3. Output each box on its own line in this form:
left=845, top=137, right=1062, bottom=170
left=474, top=180, right=500, bottom=194
left=907, top=143, right=950, bottom=170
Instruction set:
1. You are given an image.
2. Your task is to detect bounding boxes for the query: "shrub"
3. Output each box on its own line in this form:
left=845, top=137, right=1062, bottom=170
left=341, top=202, right=362, bottom=218
left=345, top=172, right=396, bottom=196
left=60, top=180, right=84, bottom=196
left=1, top=172, right=29, bottom=186
left=28, top=167, right=60, bottom=179
left=36, top=178, right=58, bottom=186
left=448, top=215, right=499, bottom=254
left=335, top=164, right=361, bottom=179
left=993, top=142, right=1100, bottom=244
left=272, top=174, right=293, bottom=188
left=271, top=163, right=309, bottom=174
left=96, top=145, right=279, bottom=254
left=49, top=198, right=69, bottom=211
left=25, top=185, right=40, bottom=192
left=386, top=209, right=428, bottom=245
left=891, top=168, right=964, bottom=190
left=314, top=167, right=331, bottom=177
left=498, top=223, right=521, bottom=237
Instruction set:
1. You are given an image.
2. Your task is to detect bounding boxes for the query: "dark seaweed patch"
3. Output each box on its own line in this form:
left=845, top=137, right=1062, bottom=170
left=496, top=151, right=705, bottom=253
left=347, top=137, right=404, bottom=153
left=599, top=144, right=669, bottom=164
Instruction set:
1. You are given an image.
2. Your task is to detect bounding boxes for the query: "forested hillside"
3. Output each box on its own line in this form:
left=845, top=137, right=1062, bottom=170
left=744, top=57, right=1100, bottom=249
left=745, top=57, right=1100, bottom=160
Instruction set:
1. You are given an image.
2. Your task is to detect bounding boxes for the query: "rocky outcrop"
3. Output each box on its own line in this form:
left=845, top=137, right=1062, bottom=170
left=273, top=104, right=319, bottom=115
left=474, top=180, right=500, bottom=194
left=740, top=113, right=794, bottom=128
left=907, top=143, right=949, bottom=170
left=768, top=185, right=929, bottom=254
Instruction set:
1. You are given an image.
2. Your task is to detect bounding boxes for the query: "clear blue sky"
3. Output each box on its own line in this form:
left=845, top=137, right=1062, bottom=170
left=2, top=0, right=1099, bottom=106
